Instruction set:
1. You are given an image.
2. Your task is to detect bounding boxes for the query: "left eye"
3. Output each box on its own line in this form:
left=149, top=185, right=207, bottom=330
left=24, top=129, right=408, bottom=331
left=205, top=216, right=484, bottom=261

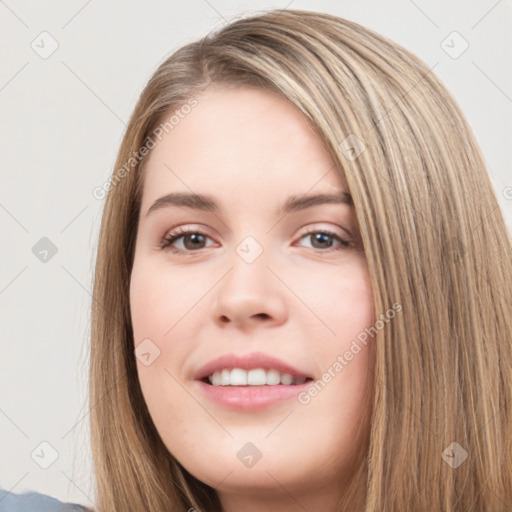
left=296, top=230, right=350, bottom=251
left=159, top=228, right=350, bottom=253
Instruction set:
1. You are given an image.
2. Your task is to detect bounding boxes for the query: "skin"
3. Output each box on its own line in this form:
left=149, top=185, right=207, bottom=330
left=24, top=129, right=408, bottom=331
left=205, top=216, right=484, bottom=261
left=129, top=85, right=376, bottom=511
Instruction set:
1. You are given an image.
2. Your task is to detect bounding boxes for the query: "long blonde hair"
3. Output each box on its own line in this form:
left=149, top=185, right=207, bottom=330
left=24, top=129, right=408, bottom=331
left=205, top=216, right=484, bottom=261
left=89, top=9, right=512, bottom=511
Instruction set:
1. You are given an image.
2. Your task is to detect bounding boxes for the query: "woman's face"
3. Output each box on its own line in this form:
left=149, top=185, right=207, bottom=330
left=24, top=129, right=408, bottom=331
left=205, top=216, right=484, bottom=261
left=130, top=85, right=376, bottom=508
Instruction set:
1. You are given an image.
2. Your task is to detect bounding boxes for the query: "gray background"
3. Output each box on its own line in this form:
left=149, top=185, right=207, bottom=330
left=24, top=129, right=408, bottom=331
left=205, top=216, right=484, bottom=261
left=1, top=0, right=511, bottom=507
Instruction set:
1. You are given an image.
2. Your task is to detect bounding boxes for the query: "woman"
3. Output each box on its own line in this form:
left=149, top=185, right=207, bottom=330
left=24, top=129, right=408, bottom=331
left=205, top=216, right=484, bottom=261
left=11, top=8, right=509, bottom=512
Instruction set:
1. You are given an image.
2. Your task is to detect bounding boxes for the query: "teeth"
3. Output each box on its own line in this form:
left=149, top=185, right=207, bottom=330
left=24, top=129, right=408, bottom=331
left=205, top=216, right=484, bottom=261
left=247, top=368, right=266, bottom=385
left=230, top=368, right=247, bottom=385
left=221, top=369, right=230, bottom=385
left=266, top=369, right=281, bottom=385
left=281, top=373, right=293, bottom=386
left=207, top=368, right=307, bottom=386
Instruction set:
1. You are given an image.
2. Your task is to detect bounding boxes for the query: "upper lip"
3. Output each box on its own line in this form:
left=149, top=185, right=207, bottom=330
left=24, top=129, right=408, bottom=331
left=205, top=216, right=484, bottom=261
left=193, top=351, right=313, bottom=381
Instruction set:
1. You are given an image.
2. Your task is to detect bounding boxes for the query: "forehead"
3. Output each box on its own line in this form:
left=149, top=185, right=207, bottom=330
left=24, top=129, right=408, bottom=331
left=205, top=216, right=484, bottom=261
left=140, top=85, right=344, bottom=204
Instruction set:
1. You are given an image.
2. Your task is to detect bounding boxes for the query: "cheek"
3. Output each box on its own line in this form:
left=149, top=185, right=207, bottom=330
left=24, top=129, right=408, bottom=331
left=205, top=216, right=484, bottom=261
left=339, top=260, right=374, bottom=334
left=297, top=258, right=376, bottom=415
left=295, top=256, right=376, bottom=348
left=129, top=260, right=203, bottom=422
left=129, top=259, right=194, bottom=340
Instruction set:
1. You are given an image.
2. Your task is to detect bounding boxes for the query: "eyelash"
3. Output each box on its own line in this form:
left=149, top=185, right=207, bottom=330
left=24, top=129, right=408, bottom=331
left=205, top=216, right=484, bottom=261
left=158, top=226, right=351, bottom=254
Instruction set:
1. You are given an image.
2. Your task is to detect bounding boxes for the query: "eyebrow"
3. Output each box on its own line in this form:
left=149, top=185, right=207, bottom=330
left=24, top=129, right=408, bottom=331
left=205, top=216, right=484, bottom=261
left=145, top=191, right=353, bottom=218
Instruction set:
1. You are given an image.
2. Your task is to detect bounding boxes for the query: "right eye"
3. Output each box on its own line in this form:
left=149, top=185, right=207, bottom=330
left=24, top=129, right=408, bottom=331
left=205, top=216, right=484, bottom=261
left=159, top=227, right=216, bottom=253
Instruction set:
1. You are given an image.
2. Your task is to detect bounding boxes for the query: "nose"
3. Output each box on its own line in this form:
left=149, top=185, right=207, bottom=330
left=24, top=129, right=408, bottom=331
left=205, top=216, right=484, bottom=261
left=210, top=247, right=288, bottom=331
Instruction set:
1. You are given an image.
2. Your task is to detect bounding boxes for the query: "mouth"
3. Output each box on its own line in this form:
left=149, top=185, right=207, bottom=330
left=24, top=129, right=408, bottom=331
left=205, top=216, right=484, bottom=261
left=201, top=368, right=313, bottom=387
left=193, top=352, right=315, bottom=411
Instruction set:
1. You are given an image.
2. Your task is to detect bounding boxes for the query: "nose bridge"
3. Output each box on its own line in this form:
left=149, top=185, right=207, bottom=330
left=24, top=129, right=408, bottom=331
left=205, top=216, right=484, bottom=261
left=221, top=236, right=271, bottom=303
left=211, top=234, right=287, bottom=327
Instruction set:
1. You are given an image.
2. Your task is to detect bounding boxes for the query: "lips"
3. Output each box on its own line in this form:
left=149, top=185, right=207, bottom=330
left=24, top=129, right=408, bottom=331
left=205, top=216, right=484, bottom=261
left=193, top=351, right=314, bottom=382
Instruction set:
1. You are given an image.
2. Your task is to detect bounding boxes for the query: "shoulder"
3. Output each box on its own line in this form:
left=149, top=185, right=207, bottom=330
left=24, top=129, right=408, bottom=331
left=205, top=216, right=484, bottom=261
left=0, top=488, right=87, bottom=512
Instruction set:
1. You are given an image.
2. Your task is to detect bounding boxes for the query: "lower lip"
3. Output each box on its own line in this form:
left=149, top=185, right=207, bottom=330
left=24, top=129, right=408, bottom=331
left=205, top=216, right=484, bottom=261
left=194, top=380, right=312, bottom=411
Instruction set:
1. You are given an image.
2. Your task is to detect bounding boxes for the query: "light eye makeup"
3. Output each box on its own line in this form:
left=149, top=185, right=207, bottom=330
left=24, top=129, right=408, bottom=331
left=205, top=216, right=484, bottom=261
left=157, top=224, right=354, bottom=255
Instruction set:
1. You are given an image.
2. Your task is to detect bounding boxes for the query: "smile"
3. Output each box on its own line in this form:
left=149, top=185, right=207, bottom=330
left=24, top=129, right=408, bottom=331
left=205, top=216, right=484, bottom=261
left=207, top=368, right=309, bottom=386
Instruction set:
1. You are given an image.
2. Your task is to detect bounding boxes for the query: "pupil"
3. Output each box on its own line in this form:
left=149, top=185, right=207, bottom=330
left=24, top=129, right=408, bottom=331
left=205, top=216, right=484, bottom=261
left=185, top=233, right=205, bottom=249
left=313, top=233, right=332, bottom=248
